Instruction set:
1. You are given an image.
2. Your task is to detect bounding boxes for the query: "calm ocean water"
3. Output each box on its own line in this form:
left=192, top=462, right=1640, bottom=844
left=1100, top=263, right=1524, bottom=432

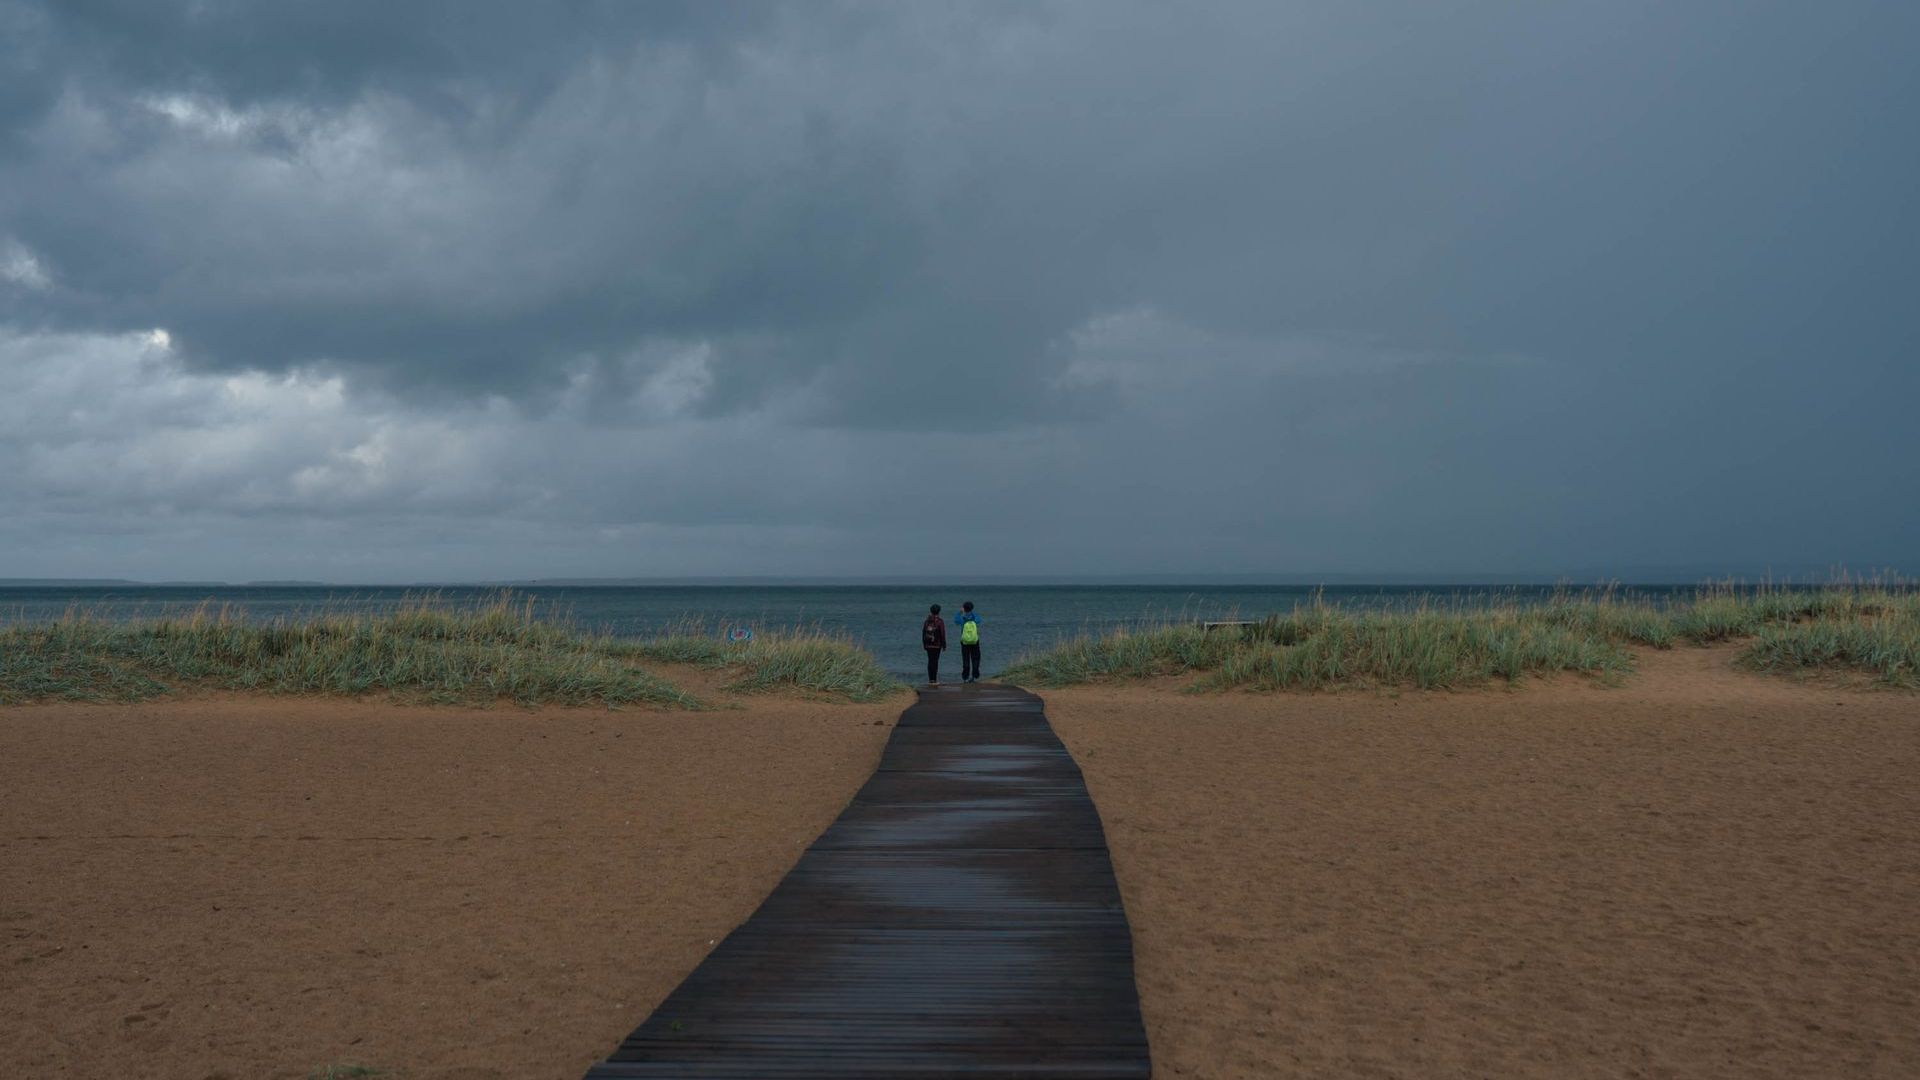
left=0, top=583, right=1731, bottom=680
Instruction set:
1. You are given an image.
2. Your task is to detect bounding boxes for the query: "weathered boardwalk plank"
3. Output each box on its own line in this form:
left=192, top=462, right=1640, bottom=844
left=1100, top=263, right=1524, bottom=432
left=584, top=683, right=1150, bottom=1079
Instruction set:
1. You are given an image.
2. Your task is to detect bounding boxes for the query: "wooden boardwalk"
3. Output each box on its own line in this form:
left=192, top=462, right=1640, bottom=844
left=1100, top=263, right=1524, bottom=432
left=585, top=683, right=1150, bottom=1078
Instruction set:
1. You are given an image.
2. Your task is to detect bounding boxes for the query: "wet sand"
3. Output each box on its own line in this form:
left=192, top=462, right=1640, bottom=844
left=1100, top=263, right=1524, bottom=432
left=5, top=649, right=1917, bottom=1078
left=1047, top=645, right=1920, bottom=1078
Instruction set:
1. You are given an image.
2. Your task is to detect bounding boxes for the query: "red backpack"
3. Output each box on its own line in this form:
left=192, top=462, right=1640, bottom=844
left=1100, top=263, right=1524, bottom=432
left=922, top=615, right=942, bottom=648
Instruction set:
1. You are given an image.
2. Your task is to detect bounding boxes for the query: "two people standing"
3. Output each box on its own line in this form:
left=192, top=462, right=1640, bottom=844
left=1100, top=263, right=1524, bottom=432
left=921, top=600, right=983, bottom=685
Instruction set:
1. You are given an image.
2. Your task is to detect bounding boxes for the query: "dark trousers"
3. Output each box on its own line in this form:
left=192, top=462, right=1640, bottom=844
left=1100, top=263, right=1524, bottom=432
left=961, top=643, right=981, bottom=680
left=926, top=647, right=942, bottom=683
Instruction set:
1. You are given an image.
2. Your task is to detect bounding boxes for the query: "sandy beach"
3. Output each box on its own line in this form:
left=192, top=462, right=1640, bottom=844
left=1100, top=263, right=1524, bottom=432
left=1048, top=645, right=1920, bottom=1078
left=1, top=684, right=901, bottom=1080
left=4, top=648, right=1917, bottom=1078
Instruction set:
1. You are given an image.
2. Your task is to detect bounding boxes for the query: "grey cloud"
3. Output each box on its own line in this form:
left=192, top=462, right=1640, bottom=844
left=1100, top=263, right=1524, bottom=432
left=11, top=2, right=1912, bottom=412
left=0, top=1, right=1915, bottom=578
left=36, top=1, right=768, bottom=119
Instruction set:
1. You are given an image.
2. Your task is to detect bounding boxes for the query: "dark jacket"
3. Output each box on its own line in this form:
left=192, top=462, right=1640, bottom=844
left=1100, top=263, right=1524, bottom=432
left=922, top=614, right=947, bottom=650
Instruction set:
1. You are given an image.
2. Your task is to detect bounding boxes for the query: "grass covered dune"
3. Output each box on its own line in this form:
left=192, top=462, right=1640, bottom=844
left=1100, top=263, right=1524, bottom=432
left=6, top=585, right=1916, bottom=706
left=1002, top=585, right=1920, bottom=691
left=0, top=593, right=899, bottom=707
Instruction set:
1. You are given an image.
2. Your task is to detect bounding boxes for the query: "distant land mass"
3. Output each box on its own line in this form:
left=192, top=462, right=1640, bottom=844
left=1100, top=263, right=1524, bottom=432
left=0, top=579, right=230, bottom=587
left=0, top=578, right=145, bottom=586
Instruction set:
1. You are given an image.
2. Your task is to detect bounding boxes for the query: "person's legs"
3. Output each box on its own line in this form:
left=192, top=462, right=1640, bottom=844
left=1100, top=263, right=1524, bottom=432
left=926, top=647, right=940, bottom=684
left=962, top=643, right=981, bottom=680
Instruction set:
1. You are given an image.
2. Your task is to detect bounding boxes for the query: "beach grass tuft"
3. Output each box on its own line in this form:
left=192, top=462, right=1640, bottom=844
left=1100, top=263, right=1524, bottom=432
left=1737, top=601, right=1920, bottom=687
left=1001, top=583, right=1920, bottom=692
left=621, top=621, right=903, bottom=702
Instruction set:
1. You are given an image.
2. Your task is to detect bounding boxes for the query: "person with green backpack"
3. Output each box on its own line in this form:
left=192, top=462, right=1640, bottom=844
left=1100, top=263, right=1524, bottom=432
left=954, top=601, right=982, bottom=683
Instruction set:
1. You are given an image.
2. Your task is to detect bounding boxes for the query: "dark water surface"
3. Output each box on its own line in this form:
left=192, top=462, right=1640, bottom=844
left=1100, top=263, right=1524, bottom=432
left=0, top=583, right=1738, bottom=680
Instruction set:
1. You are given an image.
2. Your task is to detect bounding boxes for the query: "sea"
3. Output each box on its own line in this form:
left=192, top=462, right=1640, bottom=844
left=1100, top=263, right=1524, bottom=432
left=0, top=582, right=1742, bottom=680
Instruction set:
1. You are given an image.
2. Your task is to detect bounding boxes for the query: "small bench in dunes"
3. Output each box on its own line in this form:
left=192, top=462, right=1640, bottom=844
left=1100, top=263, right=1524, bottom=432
left=583, top=683, right=1151, bottom=1079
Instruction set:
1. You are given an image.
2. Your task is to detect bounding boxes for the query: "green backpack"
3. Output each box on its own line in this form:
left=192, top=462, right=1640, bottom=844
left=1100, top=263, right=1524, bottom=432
left=960, top=618, right=980, bottom=645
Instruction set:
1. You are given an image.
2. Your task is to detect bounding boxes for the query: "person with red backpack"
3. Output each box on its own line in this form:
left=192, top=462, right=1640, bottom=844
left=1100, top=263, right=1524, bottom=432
left=921, top=603, right=948, bottom=685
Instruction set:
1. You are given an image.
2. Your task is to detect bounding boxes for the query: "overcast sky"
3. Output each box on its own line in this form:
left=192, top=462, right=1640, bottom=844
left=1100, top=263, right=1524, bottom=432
left=1, top=1, right=1915, bottom=582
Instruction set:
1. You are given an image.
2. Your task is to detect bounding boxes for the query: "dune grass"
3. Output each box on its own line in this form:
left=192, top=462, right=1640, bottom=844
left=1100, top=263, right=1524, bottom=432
left=1001, top=584, right=1920, bottom=692
left=621, top=621, right=902, bottom=702
left=0, top=594, right=904, bottom=707
left=1738, top=601, right=1920, bottom=687
left=0, top=593, right=701, bottom=707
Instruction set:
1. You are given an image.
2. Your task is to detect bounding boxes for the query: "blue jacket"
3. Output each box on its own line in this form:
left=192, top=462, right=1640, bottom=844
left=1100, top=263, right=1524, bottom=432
left=954, top=612, right=980, bottom=638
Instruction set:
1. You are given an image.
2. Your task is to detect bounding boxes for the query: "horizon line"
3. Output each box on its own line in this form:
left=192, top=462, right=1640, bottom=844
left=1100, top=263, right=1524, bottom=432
left=1, top=567, right=1907, bottom=589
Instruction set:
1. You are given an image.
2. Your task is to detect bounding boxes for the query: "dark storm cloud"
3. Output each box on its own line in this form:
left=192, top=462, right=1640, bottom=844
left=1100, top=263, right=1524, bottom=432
left=9, top=1, right=1915, bottom=409
left=1, top=0, right=1916, bottom=578
left=0, top=0, right=1063, bottom=418
left=31, top=1, right=766, bottom=115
